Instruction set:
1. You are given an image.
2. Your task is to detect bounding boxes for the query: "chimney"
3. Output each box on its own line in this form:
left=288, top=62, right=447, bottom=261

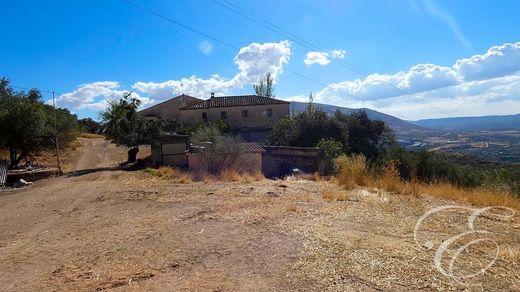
left=210, top=92, right=215, bottom=98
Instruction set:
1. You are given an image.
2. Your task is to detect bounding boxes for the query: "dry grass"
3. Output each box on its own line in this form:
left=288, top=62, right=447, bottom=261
left=321, top=186, right=350, bottom=201
left=79, top=133, right=105, bottom=139
left=218, top=169, right=265, bottom=183
left=417, top=183, right=520, bottom=210
left=285, top=203, right=298, bottom=212
left=334, top=154, right=369, bottom=190
left=332, top=155, right=520, bottom=210
left=67, top=140, right=82, bottom=151
left=157, top=166, right=193, bottom=183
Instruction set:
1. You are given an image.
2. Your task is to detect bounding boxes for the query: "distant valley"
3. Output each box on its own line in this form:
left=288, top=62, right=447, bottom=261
left=291, top=101, right=520, bottom=164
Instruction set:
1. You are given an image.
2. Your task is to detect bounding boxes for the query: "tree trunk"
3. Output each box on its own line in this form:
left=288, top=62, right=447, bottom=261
left=127, top=146, right=139, bottom=163
left=9, top=146, right=28, bottom=169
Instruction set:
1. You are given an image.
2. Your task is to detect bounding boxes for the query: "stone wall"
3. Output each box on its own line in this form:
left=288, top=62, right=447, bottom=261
left=180, top=103, right=289, bottom=130
left=261, top=146, right=321, bottom=178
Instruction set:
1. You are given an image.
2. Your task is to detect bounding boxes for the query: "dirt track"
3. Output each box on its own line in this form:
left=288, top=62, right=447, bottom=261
left=0, top=138, right=519, bottom=291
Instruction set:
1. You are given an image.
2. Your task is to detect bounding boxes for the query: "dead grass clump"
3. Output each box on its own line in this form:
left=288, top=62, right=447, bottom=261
left=286, top=203, right=298, bottom=212
left=412, top=182, right=520, bottom=210
left=376, top=161, right=404, bottom=193
left=321, top=186, right=350, bottom=201
left=157, top=166, right=192, bottom=183
left=334, top=154, right=369, bottom=190
left=79, top=133, right=104, bottom=139
left=67, top=140, right=82, bottom=151
left=218, top=169, right=265, bottom=182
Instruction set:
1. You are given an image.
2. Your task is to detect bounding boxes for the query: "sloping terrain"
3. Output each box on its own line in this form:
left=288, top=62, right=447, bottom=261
left=414, top=113, right=520, bottom=131
left=291, top=101, right=426, bottom=133
left=0, top=138, right=519, bottom=291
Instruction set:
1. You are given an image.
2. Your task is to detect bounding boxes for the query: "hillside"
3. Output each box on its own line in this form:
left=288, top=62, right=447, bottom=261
left=414, top=114, right=520, bottom=131
left=291, top=102, right=425, bottom=133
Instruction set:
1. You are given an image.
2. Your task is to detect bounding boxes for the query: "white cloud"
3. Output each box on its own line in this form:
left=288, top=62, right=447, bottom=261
left=453, top=42, right=520, bottom=81
left=331, top=49, right=346, bottom=59
left=422, top=0, right=472, bottom=50
left=304, top=49, right=346, bottom=66
left=135, top=40, right=292, bottom=99
left=56, top=81, right=152, bottom=111
left=314, top=41, right=520, bottom=119
left=60, top=41, right=292, bottom=110
left=304, top=52, right=330, bottom=66
left=198, top=40, right=213, bottom=56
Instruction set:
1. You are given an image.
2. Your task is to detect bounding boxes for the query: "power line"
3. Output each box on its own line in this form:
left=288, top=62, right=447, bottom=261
left=119, top=0, right=330, bottom=89
left=211, top=0, right=424, bottom=101
left=11, top=85, right=64, bottom=96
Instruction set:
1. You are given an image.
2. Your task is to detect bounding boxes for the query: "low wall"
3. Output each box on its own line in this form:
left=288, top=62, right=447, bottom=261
left=6, top=168, right=58, bottom=185
left=262, top=146, right=321, bottom=178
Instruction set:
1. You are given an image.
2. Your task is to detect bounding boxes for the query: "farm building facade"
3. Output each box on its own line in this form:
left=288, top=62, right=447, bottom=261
left=139, top=93, right=290, bottom=141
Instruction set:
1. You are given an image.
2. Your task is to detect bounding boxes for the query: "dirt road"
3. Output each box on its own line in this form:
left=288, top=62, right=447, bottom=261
left=0, top=138, right=519, bottom=291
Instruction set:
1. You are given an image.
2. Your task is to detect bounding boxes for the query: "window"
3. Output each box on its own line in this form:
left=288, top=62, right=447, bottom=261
left=221, top=111, right=227, bottom=119
left=266, top=108, right=273, bottom=117
left=202, top=112, right=207, bottom=121
left=242, top=109, right=248, bottom=117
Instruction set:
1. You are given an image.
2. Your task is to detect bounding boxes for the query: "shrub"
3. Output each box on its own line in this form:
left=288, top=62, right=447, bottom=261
left=318, top=138, right=343, bottom=175
left=334, top=154, right=368, bottom=189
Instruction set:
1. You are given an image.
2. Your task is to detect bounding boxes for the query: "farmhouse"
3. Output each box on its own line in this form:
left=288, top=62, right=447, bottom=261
left=140, top=93, right=290, bottom=141
left=139, top=94, right=203, bottom=123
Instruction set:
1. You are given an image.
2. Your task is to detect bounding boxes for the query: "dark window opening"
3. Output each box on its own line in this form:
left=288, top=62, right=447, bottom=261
left=266, top=108, right=273, bottom=117
left=221, top=111, right=227, bottom=119
left=242, top=110, right=248, bottom=117
left=202, top=112, right=207, bottom=121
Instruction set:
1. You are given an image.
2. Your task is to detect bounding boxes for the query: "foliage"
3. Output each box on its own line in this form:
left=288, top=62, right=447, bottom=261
left=180, top=119, right=229, bottom=136
left=100, top=93, right=162, bottom=162
left=0, top=77, right=79, bottom=168
left=267, top=117, right=299, bottom=146
left=190, top=122, right=244, bottom=175
left=382, top=145, right=520, bottom=196
left=78, top=117, right=102, bottom=134
left=253, top=72, right=275, bottom=97
left=318, top=138, right=343, bottom=175
left=333, top=154, right=369, bottom=189
left=334, top=110, right=395, bottom=160
left=266, top=99, right=395, bottom=161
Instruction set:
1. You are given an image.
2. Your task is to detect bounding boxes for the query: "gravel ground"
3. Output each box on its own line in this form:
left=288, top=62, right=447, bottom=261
left=0, top=138, right=518, bottom=291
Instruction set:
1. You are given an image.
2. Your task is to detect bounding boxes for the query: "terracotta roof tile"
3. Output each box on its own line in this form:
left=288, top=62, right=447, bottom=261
left=179, top=95, right=289, bottom=110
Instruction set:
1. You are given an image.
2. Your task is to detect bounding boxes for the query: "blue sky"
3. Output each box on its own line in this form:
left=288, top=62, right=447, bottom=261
left=1, top=0, right=520, bottom=120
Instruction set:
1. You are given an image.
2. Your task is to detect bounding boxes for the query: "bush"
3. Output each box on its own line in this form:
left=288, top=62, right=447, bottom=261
left=334, top=154, right=368, bottom=189
left=318, top=138, right=343, bottom=175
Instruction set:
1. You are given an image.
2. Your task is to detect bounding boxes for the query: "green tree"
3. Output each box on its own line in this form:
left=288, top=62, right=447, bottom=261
left=101, top=93, right=162, bottom=163
left=0, top=78, right=79, bottom=168
left=78, top=117, right=102, bottom=133
left=267, top=117, right=299, bottom=146
left=253, top=72, right=275, bottom=97
left=189, top=122, right=243, bottom=175
left=318, top=138, right=344, bottom=175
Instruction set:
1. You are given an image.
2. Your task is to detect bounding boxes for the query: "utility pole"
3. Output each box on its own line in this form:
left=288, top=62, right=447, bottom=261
left=52, top=91, right=62, bottom=175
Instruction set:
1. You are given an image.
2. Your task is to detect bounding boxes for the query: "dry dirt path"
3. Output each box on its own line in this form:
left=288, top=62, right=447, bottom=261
left=0, top=138, right=519, bottom=291
left=0, top=139, right=301, bottom=291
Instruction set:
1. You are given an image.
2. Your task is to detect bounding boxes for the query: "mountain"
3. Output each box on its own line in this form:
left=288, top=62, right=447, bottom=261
left=413, top=114, right=520, bottom=131
left=290, top=101, right=425, bottom=133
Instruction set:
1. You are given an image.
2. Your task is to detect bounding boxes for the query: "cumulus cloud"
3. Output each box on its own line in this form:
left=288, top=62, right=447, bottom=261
left=304, top=49, right=346, bottom=66
left=134, top=40, right=291, bottom=100
left=55, top=81, right=152, bottom=111
left=454, top=42, right=520, bottom=81
left=304, top=52, right=330, bottom=66
left=315, top=41, right=520, bottom=119
left=331, top=49, right=346, bottom=59
left=60, top=41, right=292, bottom=110
left=198, top=40, right=214, bottom=56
